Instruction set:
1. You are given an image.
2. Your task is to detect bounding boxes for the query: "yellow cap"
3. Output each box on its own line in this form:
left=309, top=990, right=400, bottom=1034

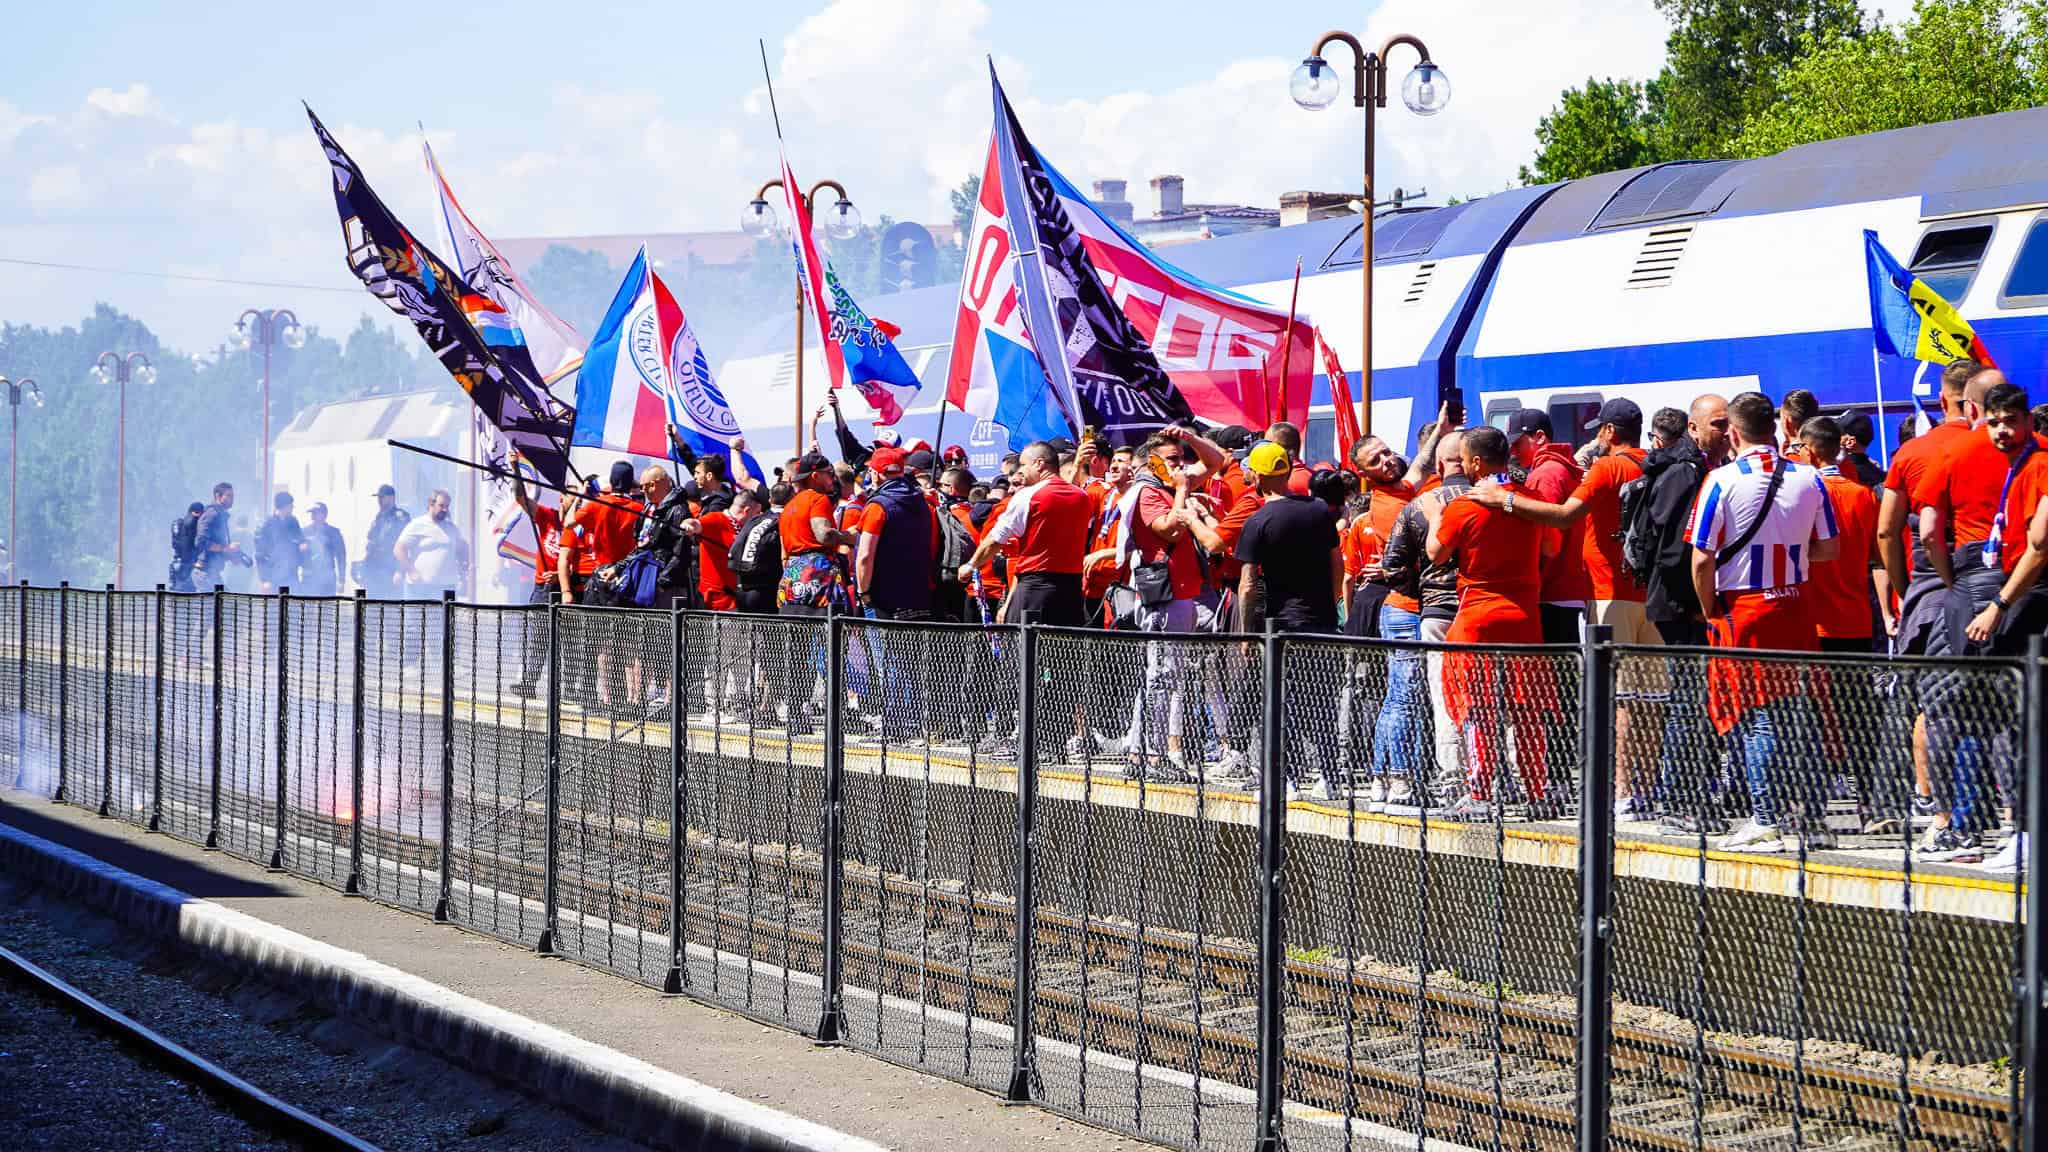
left=1247, top=441, right=1291, bottom=477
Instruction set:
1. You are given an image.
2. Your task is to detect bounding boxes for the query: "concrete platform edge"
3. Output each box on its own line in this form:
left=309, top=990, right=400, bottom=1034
left=0, top=817, right=890, bottom=1152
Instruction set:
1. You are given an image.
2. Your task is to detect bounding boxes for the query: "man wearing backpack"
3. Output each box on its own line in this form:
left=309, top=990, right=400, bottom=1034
left=728, top=487, right=782, bottom=616
left=167, top=502, right=204, bottom=592
left=932, top=465, right=984, bottom=624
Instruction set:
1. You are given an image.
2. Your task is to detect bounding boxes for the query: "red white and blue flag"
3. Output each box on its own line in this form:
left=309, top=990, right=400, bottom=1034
left=779, top=148, right=923, bottom=425
left=949, top=68, right=1314, bottom=448
left=572, top=247, right=762, bottom=480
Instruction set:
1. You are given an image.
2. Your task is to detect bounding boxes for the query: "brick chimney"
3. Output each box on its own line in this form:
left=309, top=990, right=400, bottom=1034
left=1150, top=174, right=1185, bottom=217
left=1092, top=179, right=1133, bottom=225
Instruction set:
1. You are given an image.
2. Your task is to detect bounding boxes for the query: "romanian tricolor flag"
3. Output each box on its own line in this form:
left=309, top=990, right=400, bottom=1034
left=1864, top=229, right=1994, bottom=366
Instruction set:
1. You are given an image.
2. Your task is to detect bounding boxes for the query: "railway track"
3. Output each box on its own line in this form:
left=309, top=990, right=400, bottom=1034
left=289, top=778, right=2008, bottom=1152
left=0, top=940, right=387, bottom=1152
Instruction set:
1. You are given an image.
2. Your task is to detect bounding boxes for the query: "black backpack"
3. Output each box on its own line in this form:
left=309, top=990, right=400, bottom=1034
left=934, top=505, right=978, bottom=583
left=169, top=514, right=199, bottom=566
left=1619, top=456, right=1702, bottom=588
left=728, top=512, right=782, bottom=587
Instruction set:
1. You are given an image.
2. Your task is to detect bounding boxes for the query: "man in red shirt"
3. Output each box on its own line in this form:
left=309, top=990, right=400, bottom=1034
left=1343, top=407, right=1447, bottom=630
left=1469, top=398, right=1659, bottom=816
left=1962, top=382, right=2048, bottom=650
left=1799, top=417, right=1879, bottom=653
left=1428, top=426, right=1556, bottom=820
left=1879, top=360, right=1982, bottom=651
left=962, top=440, right=1094, bottom=625
left=775, top=452, right=855, bottom=735
left=508, top=456, right=563, bottom=697
left=1505, top=409, right=1591, bottom=643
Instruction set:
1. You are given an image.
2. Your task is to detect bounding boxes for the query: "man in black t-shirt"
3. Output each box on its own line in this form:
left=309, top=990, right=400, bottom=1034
left=1234, top=442, right=1341, bottom=634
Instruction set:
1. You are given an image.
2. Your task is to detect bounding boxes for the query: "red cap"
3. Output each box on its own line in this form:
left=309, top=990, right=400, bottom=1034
left=942, top=444, right=968, bottom=462
left=869, top=446, right=908, bottom=476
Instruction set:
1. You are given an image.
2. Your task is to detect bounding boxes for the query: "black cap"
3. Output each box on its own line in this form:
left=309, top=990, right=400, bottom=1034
left=1048, top=436, right=1076, bottom=455
left=608, top=461, right=636, bottom=492
left=1505, top=408, right=1552, bottom=439
left=1832, top=408, right=1875, bottom=443
left=187, top=502, right=205, bottom=515
left=794, top=452, right=834, bottom=479
left=375, top=483, right=397, bottom=497
left=1583, top=397, right=1643, bottom=431
left=905, top=449, right=936, bottom=473
left=1210, top=424, right=1252, bottom=452
left=274, top=491, right=293, bottom=509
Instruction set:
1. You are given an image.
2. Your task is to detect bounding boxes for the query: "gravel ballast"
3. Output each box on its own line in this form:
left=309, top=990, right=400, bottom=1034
left=0, top=874, right=649, bottom=1152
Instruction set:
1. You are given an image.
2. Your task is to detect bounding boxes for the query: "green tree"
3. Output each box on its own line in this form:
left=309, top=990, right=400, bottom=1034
left=1651, top=0, right=1867, bottom=157
left=1732, top=0, right=2048, bottom=156
left=1520, top=78, right=1664, bottom=184
left=523, top=245, right=622, bottom=337
left=950, top=175, right=981, bottom=241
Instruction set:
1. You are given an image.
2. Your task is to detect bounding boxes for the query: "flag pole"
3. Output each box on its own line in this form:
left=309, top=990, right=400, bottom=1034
left=1870, top=346, right=1890, bottom=466
left=1274, top=256, right=1302, bottom=428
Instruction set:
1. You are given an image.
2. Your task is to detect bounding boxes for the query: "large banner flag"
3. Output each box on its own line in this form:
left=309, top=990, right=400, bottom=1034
left=1865, top=230, right=1993, bottom=366
left=949, top=70, right=1310, bottom=445
left=1317, top=328, right=1361, bottom=465
left=425, top=139, right=585, bottom=391
left=573, top=248, right=762, bottom=481
left=777, top=150, right=923, bottom=425
left=308, top=107, right=572, bottom=487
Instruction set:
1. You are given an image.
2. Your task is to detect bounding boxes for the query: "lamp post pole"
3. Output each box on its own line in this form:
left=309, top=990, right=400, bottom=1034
left=234, top=308, right=304, bottom=504
left=1, top=376, right=42, bottom=584
left=744, top=179, right=861, bottom=453
left=1293, top=32, right=1449, bottom=443
left=92, top=352, right=155, bottom=589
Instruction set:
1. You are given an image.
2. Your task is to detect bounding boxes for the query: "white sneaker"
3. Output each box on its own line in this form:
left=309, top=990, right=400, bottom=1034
left=1367, top=779, right=1389, bottom=813
left=1386, top=779, right=1416, bottom=810
left=1614, top=796, right=1649, bottom=822
left=1978, top=833, right=2026, bottom=872
left=1718, top=820, right=1788, bottom=853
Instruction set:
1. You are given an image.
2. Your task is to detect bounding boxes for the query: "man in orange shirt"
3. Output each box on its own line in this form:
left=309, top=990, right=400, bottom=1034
left=1469, top=398, right=1659, bottom=817
left=1800, top=417, right=1879, bottom=653
left=777, top=452, right=855, bottom=735
left=1428, top=427, right=1556, bottom=821
left=1343, top=404, right=1448, bottom=632
left=1879, top=360, right=1981, bottom=651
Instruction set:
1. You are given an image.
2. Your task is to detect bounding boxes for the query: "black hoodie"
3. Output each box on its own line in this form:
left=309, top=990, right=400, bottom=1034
left=1638, top=436, right=1708, bottom=622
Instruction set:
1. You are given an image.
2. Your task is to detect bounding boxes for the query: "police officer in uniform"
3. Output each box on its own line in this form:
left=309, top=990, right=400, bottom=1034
left=361, top=484, right=410, bottom=598
left=167, top=502, right=204, bottom=592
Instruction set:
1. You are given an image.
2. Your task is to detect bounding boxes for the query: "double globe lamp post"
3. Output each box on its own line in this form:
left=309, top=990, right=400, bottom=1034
left=1291, top=31, right=1449, bottom=441
left=233, top=307, right=304, bottom=504
left=0, top=374, right=42, bottom=583
left=740, top=182, right=862, bottom=449
left=92, top=351, right=156, bottom=589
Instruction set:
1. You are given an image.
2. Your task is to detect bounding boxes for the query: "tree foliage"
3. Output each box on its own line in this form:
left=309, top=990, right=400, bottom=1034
left=1520, top=78, right=1663, bottom=184
left=1731, top=0, right=2048, bottom=156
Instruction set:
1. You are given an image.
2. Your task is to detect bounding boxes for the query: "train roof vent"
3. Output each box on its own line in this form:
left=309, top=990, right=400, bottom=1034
left=1590, top=160, right=1741, bottom=231
left=1402, top=261, right=1436, bottom=304
left=1626, top=225, right=1693, bottom=290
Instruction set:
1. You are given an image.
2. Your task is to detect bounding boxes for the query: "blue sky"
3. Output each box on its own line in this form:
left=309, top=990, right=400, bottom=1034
left=0, top=0, right=1670, bottom=350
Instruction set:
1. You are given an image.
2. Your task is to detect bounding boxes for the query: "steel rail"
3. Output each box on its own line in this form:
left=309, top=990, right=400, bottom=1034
left=0, top=941, right=387, bottom=1152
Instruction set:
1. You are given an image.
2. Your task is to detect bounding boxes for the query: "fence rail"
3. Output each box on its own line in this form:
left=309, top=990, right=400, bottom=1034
left=0, top=581, right=2041, bottom=1152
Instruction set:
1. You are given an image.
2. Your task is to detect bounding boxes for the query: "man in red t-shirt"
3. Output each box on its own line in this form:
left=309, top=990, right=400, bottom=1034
left=961, top=440, right=1095, bottom=627
left=1879, top=360, right=1982, bottom=651
left=1427, top=426, right=1556, bottom=820
left=509, top=456, right=563, bottom=696
left=1924, top=368, right=2017, bottom=655
left=1505, top=408, right=1591, bottom=643
left=1962, top=382, right=2048, bottom=651
left=1798, top=417, right=1879, bottom=653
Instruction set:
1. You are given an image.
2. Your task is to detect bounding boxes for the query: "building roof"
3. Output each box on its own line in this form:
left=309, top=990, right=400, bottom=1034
left=273, top=389, right=462, bottom=452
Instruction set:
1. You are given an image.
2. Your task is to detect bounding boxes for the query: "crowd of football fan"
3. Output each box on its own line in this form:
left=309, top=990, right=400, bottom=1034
left=159, top=367, right=2048, bottom=864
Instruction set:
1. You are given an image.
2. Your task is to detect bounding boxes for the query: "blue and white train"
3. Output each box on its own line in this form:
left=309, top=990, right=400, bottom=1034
left=713, top=105, right=2048, bottom=471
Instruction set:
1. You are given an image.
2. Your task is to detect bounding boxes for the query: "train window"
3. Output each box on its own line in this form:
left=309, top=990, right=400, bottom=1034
left=1999, top=214, right=2048, bottom=307
left=1303, top=416, right=1336, bottom=466
left=1909, top=222, right=1993, bottom=302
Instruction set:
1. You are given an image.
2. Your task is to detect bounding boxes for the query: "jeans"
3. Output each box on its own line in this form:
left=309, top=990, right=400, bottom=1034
left=1739, top=698, right=1822, bottom=830
left=1368, top=605, right=1423, bottom=783
left=1421, top=616, right=1463, bottom=799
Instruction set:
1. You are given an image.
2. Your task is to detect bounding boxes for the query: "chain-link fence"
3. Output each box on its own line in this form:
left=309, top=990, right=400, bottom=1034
left=2, top=587, right=2041, bottom=1152
left=676, top=610, right=830, bottom=1033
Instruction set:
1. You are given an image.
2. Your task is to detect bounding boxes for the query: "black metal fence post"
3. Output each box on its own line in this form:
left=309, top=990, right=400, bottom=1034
left=206, top=585, right=222, bottom=849
left=434, top=590, right=455, bottom=922
left=1577, top=625, right=1617, bottom=1152
left=816, top=607, right=847, bottom=1043
left=345, top=590, right=366, bottom=894
left=99, top=582, right=113, bottom=817
left=14, top=580, right=25, bottom=792
left=537, top=600, right=561, bottom=956
left=1006, top=614, right=1039, bottom=1102
left=664, top=605, right=688, bottom=995
left=269, top=587, right=289, bottom=871
left=2021, top=635, right=2046, bottom=1152
left=54, top=580, right=67, bottom=804
left=149, top=583, right=165, bottom=831
left=1253, top=625, right=1286, bottom=1152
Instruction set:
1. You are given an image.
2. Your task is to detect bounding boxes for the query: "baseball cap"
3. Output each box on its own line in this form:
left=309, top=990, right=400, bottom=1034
left=375, top=483, right=397, bottom=497
left=793, top=451, right=834, bottom=479
left=1832, top=409, right=1875, bottom=443
left=869, top=446, right=907, bottom=476
left=1246, top=441, right=1291, bottom=477
left=187, top=501, right=205, bottom=515
left=608, top=461, right=636, bottom=491
left=1583, top=397, right=1642, bottom=431
left=873, top=428, right=902, bottom=448
left=1505, top=408, right=1552, bottom=439
left=1210, top=424, right=1253, bottom=452
left=905, top=449, right=936, bottom=473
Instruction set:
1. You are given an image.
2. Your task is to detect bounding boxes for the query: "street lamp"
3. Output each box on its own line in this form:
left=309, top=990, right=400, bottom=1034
left=1292, top=31, right=1449, bottom=441
left=232, top=308, right=304, bottom=503
left=91, top=351, right=156, bottom=589
left=742, top=178, right=861, bottom=446
left=0, top=375, right=42, bottom=584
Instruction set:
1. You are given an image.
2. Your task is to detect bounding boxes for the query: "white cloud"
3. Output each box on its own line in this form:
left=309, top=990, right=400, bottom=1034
left=26, top=165, right=82, bottom=210
left=85, top=83, right=159, bottom=118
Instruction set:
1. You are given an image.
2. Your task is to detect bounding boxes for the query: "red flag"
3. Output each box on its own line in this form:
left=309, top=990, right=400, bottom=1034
left=1318, top=328, right=1361, bottom=466
left=1273, top=258, right=1303, bottom=427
